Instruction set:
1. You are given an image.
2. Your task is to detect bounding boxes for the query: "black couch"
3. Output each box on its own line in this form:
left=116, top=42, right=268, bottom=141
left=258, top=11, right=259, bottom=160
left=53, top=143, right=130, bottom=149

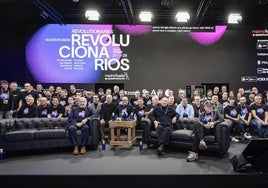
left=143, top=118, right=230, bottom=157
left=0, top=118, right=100, bottom=153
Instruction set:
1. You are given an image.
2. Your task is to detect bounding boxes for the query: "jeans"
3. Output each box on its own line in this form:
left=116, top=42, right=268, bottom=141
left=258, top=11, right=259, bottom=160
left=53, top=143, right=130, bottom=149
left=68, top=124, right=90, bottom=146
left=250, top=119, right=268, bottom=137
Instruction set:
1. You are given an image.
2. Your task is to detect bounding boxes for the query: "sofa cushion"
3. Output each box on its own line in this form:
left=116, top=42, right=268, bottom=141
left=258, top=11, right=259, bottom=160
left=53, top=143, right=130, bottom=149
left=171, top=129, right=193, bottom=141
left=204, top=135, right=216, bottom=143
left=3, top=130, right=35, bottom=142
left=34, top=129, right=66, bottom=139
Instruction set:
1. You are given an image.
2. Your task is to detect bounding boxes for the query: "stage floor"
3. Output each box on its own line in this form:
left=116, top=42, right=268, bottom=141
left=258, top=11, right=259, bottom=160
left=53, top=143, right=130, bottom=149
left=0, top=139, right=255, bottom=175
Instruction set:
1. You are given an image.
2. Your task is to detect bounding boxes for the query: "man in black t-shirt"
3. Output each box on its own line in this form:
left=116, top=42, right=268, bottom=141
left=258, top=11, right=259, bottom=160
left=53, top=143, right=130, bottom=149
left=18, top=83, right=39, bottom=109
left=250, top=94, right=268, bottom=138
left=17, top=96, right=37, bottom=118
left=36, top=97, right=51, bottom=118
left=0, top=80, right=13, bottom=119
left=48, top=96, right=65, bottom=118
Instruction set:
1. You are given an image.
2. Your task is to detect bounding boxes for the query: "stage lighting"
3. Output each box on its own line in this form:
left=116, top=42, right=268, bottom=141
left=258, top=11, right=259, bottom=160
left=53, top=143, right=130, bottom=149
left=228, top=13, right=242, bottom=24
left=85, top=10, right=100, bottom=21
left=175, top=12, right=190, bottom=22
left=139, top=11, right=152, bottom=22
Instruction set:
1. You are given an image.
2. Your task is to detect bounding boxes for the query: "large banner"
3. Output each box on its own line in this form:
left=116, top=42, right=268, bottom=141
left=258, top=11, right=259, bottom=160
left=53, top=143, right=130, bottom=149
left=26, top=24, right=264, bottom=94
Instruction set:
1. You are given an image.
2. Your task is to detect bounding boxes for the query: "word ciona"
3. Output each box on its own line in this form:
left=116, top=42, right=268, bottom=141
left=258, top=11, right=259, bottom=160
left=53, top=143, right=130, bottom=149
left=58, top=34, right=130, bottom=71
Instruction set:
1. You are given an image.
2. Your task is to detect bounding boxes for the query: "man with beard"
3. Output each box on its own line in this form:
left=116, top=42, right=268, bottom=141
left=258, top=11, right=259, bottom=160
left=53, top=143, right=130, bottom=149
left=67, top=97, right=97, bottom=155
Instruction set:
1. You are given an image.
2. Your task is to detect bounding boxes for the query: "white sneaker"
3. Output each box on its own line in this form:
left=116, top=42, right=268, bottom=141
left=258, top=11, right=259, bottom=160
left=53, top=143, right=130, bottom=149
left=243, top=133, right=252, bottom=140
left=186, top=151, right=198, bottom=162
left=231, top=137, right=239, bottom=142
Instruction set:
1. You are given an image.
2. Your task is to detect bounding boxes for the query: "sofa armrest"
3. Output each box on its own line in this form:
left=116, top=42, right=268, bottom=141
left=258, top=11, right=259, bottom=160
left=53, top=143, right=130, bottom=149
left=215, top=121, right=230, bottom=155
left=0, top=119, right=15, bottom=148
left=89, top=118, right=100, bottom=146
left=142, top=118, right=152, bottom=143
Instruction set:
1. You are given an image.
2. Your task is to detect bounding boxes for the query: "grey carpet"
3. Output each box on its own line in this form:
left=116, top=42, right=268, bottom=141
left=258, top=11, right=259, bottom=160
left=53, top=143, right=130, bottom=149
left=0, top=139, right=253, bottom=175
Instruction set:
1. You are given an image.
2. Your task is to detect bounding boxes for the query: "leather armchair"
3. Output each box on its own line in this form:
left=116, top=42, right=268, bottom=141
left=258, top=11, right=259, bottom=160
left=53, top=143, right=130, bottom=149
left=143, top=118, right=230, bottom=157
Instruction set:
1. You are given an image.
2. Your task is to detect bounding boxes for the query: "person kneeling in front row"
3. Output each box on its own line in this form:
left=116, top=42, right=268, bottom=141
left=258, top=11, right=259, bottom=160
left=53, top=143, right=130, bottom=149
left=187, top=100, right=224, bottom=162
left=67, top=97, right=97, bottom=155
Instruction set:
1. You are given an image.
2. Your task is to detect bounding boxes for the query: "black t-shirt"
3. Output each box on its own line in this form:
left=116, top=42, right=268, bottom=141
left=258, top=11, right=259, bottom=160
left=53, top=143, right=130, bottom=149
left=59, top=97, right=68, bottom=106
left=134, top=105, right=148, bottom=120
left=18, top=104, right=37, bottom=118
left=48, top=105, right=65, bottom=118
left=36, top=104, right=51, bottom=118
left=143, top=97, right=152, bottom=107
left=250, top=103, right=267, bottom=120
left=237, top=104, right=250, bottom=120
left=224, top=105, right=239, bottom=118
left=0, top=89, right=13, bottom=111
left=19, top=90, right=39, bottom=105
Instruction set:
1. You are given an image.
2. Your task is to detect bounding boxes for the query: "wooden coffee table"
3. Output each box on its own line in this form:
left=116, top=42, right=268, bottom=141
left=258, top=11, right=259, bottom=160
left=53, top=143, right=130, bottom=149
left=109, top=120, right=136, bottom=146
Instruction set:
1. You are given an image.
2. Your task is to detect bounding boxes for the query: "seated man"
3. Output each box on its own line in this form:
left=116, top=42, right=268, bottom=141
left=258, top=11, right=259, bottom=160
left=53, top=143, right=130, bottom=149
left=150, top=97, right=178, bottom=156
left=67, top=97, right=97, bottom=155
left=187, top=100, right=224, bottom=162
left=175, top=97, right=194, bottom=118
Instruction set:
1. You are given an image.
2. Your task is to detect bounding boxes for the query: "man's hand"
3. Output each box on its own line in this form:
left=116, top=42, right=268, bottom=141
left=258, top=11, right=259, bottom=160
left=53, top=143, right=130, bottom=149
left=172, top=117, right=177, bottom=124
left=154, top=120, right=159, bottom=128
left=76, top=122, right=83, bottom=127
left=81, top=118, right=89, bottom=125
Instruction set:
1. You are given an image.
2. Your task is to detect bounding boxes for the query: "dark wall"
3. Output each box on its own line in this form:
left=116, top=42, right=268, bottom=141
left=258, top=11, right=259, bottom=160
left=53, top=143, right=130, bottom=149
left=0, top=24, right=265, bottom=95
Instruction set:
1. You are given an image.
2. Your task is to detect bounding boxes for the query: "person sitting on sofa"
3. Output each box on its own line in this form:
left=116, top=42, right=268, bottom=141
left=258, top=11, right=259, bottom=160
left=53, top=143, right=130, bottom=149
left=67, top=97, right=97, bottom=155
left=150, top=97, right=178, bottom=156
left=175, top=97, right=194, bottom=118
left=186, top=100, right=224, bottom=162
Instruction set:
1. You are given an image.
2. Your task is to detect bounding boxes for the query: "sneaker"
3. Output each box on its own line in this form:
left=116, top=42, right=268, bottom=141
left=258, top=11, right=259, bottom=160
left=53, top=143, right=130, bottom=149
left=199, top=140, right=208, bottom=150
left=231, top=136, right=239, bottom=142
left=186, top=151, right=198, bottom=162
left=243, top=133, right=252, bottom=140
left=157, top=144, right=165, bottom=156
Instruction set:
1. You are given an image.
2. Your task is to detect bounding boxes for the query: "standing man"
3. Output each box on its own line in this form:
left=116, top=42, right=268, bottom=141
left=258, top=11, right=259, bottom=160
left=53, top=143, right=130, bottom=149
left=0, top=80, right=13, bottom=119
left=150, top=97, right=178, bottom=156
left=99, top=94, right=117, bottom=141
left=67, top=97, right=97, bottom=155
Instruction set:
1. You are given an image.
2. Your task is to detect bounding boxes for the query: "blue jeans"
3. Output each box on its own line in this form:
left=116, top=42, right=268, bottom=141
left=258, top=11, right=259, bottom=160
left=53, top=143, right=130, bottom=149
left=250, top=119, right=268, bottom=137
left=68, top=124, right=90, bottom=146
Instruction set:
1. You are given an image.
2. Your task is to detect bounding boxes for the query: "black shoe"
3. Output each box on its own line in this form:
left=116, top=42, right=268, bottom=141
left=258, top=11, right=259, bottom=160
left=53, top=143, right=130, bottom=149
left=157, top=144, right=165, bottom=155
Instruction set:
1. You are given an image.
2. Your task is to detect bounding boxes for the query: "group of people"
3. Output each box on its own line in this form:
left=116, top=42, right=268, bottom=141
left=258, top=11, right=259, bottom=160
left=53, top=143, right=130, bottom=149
left=0, top=80, right=268, bottom=160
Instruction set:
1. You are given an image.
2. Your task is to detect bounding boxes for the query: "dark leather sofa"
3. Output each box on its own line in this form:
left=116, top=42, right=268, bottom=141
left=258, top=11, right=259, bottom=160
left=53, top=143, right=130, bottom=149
left=143, top=118, right=230, bottom=157
left=0, top=118, right=100, bottom=153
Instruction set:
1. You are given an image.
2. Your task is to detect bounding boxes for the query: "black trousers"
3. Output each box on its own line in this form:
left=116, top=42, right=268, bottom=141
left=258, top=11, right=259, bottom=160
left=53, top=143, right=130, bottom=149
left=156, top=124, right=172, bottom=146
left=192, top=123, right=215, bottom=152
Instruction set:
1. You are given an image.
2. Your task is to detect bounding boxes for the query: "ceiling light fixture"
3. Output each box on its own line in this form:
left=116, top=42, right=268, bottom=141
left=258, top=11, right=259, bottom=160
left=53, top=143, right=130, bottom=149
left=139, top=11, right=152, bottom=22
left=228, top=13, right=242, bottom=24
left=85, top=10, right=100, bottom=21
left=175, top=12, right=190, bottom=22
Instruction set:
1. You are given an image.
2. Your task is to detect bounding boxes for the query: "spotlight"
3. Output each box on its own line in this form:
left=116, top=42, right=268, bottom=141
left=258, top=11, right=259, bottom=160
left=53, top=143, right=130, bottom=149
left=85, top=10, right=100, bottom=21
left=139, top=11, right=152, bottom=22
left=228, top=13, right=242, bottom=24
left=175, top=12, right=190, bottom=22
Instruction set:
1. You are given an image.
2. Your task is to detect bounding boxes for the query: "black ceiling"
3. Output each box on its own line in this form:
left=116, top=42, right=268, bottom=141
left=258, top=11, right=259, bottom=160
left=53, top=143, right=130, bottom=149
left=1, top=0, right=268, bottom=28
